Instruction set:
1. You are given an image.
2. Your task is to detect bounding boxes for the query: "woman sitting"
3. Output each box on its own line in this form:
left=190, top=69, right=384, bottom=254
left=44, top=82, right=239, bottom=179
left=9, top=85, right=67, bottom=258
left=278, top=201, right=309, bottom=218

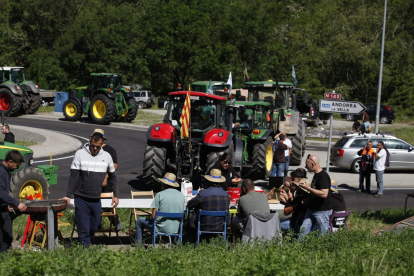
left=208, top=153, right=241, bottom=190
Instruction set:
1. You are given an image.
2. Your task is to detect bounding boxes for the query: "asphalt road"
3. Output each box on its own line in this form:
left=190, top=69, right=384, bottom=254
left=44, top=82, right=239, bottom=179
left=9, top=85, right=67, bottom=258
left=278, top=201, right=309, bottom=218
left=7, top=116, right=414, bottom=212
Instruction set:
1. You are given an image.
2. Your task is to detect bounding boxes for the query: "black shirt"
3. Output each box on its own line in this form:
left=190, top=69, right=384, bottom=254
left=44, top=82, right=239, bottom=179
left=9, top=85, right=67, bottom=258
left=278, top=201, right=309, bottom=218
left=330, top=192, right=346, bottom=212
left=308, top=170, right=332, bottom=211
left=285, top=195, right=308, bottom=228
left=4, top=133, right=15, bottom=144
left=209, top=160, right=236, bottom=190
left=102, top=144, right=117, bottom=192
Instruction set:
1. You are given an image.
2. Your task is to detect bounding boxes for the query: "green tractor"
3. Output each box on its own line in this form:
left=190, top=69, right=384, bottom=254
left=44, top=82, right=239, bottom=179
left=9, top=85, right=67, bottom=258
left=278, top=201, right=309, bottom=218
left=0, top=67, right=42, bottom=116
left=191, top=81, right=231, bottom=98
left=224, top=101, right=275, bottom=178
left=242, top=81, right=306, bottom=166
left=63, top=73, right=137, bottom=125
left=0, top=141, right=58, bottom=200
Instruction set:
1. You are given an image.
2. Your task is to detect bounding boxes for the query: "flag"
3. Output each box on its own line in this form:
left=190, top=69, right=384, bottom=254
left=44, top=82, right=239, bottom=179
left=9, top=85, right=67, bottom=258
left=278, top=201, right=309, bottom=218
left=226, top=72, right=232, bottom=96
left=180, top=90, right=191, bottom=139
left=244, top=62, right=249, bottom=82
left=292, top=65, right=297, bottom=87
left=207, top=79, right=213, bottom=94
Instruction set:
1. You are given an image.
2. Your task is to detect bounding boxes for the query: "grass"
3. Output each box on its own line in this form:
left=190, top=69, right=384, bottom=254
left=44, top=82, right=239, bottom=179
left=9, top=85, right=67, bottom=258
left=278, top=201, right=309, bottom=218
left=306, top=137, right=340, bottom=142
left=37, top=106, right=55, bottom=113
left=0, top=139, right=37, bottom=147
left=129, top=109, right=165, bottom=126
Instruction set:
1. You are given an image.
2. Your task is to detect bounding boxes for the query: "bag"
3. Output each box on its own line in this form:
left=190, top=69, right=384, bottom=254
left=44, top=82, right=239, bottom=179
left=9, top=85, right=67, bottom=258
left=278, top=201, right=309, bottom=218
left=180, top=179, right=193, bottom=202
left=385, top=148, right=390, bottom=167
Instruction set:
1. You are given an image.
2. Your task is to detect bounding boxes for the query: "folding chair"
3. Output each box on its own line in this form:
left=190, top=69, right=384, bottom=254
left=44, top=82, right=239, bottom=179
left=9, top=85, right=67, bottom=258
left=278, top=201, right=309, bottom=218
left=196, top=210, right=227, bottom=246
left=128, top=190, right=154, bottom=235
left=152, top=211, right=184, bottom=248
left=329, top=211, right=351, bottom=232
left=94, top=192, right=121, bottom=243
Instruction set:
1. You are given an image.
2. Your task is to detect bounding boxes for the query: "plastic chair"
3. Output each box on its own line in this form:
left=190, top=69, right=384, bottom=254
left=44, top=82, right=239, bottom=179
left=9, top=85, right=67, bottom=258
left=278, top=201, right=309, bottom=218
left=329, top=211, right=351, bottom=232
left=128, top=190, right=154, bottom=235
left=196, top=210, right=227, bottom=246
left=152, top=211, right=184, bottom=248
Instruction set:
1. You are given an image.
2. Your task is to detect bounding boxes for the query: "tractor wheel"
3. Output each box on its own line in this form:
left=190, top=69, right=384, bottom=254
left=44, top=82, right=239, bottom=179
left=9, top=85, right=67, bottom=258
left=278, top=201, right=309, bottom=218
left=10, top=168, right=49, bottom=200
left=25, top=94, right=42, bottom=114
left=119, top=98, right=138, bottom=122
left=205, top=141, right=235, bottom=175
left=137, top=102, right=145, bottom=109
left=252, top=137, right=273, bottom=178
left=143, top=141, right=167, bottom=192
left=89, top=94, right=115, bottom=125
left=0, top=88, right=21, bottom=116
left=63, top=98, right=82, bottom=122
left=290, top=120, right=306, bottom=166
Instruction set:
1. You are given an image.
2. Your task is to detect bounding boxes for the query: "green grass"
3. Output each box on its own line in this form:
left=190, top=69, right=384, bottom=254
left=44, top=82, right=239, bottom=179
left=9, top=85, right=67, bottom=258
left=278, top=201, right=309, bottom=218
left=0, top=139, right=37, bottom=147
left=306, top=137, right=340, bottom=142
left=37, top=106, right=55, bottom=113
left=129, top=110, right=164, bottom=126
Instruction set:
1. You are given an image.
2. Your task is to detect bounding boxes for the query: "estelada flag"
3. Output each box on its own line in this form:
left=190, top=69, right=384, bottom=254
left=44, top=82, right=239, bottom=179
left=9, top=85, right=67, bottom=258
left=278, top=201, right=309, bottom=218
left=180, top=90, right=191, bottom=138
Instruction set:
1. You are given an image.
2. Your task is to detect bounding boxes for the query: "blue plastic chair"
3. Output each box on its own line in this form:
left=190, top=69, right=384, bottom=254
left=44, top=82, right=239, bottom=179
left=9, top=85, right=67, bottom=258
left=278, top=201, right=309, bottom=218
left=196, top=210, right=227, bottom=246
left=152, top=211, right=184, bottom=248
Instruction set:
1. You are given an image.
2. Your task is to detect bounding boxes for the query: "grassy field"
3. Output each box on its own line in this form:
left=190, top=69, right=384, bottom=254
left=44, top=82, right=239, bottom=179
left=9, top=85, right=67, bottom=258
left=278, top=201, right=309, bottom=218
left=0, top=139, right=37, bottom=147
left=130, top=109, right=165, bottom=126
left=37, top=106, right=55, bottom=113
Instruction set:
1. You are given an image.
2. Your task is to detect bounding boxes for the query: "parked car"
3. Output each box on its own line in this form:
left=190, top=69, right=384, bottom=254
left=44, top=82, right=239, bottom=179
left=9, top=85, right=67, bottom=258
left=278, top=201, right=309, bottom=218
left=330, top=133, right=414, bottom=173
left=341, top=104, right=396, bottom=124
left=132, top=90, right=156, bottom=109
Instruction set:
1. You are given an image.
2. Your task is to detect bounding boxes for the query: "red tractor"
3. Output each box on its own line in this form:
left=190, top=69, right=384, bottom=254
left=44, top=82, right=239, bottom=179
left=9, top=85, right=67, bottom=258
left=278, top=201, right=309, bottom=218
left=143, top=91, right=242, bottom=191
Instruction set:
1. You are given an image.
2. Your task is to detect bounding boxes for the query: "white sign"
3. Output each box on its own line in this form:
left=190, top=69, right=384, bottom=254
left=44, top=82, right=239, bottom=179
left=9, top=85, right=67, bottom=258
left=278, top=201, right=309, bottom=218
left=319, top=99, right=365, bottom=114
left=324, top=93, right=342, bottom=100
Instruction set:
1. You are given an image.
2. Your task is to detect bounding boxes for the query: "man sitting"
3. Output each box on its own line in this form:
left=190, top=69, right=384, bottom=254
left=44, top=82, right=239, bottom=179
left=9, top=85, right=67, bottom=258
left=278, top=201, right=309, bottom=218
left=135, top=172, right=185, bottom=246
left=187, top=169, right=230, bottom=242
left=231, top=179, right=270, bottom=238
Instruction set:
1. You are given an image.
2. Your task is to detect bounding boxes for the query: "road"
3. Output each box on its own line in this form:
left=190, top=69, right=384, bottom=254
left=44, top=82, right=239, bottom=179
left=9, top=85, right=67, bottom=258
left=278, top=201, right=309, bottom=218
left=7, top=116, right=414, bottom=212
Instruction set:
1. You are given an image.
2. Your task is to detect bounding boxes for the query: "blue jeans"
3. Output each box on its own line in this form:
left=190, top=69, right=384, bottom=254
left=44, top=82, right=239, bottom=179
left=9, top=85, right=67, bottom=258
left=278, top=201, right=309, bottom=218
left=299, top=209, right=333, bottom=241
left=74, top=197, right=101, bottom=248
left=359, top=167, right=371, bottom=192
left=271, top=163, right=285, bottom=177
left=135, top=217, right=154, bottom=245
left=284, top=156, right=290, bottom=177
left=280, top=219, right=291, bottom=231
left=376, top=170, right=384, bottom=194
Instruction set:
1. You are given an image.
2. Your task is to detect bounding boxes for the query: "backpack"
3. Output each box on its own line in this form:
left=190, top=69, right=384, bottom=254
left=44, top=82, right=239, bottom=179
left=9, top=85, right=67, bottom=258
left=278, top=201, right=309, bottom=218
left=384, top=148, right=390, bottom=167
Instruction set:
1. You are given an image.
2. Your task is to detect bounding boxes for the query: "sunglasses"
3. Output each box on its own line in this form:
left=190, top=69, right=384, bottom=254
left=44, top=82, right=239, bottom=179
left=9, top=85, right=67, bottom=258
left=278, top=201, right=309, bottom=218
left=222, top=160, right=231, bottom=165
left=90, top=145, right=102, bottom=149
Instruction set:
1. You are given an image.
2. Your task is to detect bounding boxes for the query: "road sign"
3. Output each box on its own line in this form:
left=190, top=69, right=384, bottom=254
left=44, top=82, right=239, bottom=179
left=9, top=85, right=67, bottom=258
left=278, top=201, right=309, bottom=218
left=324, top=93, right=342, bottom=100
left=319, top=99, right=365, bottom=114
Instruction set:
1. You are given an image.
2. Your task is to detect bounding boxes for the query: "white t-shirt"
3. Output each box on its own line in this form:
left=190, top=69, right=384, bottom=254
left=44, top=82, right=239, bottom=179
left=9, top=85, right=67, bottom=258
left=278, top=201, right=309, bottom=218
left=283, top=138, right=292, bottom=157
left=374, top=149, right=386, bottom=171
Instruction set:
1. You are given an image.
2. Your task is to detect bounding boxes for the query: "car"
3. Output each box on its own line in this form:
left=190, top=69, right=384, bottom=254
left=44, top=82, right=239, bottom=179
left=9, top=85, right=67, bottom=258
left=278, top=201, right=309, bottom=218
left=330, top=133, right=414, bottom=173
left=157, top=97, right=169, bottom=109
left=341, top=103, right=396, bottom=124
left=132, top=90, right=156, bottom=109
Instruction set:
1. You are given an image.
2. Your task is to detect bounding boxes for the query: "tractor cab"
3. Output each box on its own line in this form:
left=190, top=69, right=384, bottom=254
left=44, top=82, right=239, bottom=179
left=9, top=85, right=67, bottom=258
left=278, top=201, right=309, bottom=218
left=191, top=81, right=231, bottom=98
left=1, top=67, right=26, bottom=84
left=82, top=73, right=126, bottom=93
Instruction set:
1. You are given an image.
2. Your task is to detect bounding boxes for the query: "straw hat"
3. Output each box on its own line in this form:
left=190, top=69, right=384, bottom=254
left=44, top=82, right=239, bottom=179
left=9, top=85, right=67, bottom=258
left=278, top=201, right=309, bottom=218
left=204, top=169, right=226, bottom=183
left=330, top=179, right=338, bottom=193
left=158, top=172, right=179, bottom=187
left=292, top=178, right=311, bottom=194
left=90, top=129, right=107, bottom=140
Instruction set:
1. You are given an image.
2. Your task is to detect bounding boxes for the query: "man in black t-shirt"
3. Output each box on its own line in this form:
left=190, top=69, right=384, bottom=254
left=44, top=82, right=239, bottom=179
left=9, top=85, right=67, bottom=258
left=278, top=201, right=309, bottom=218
left=298, top=155, right=333, bottom=239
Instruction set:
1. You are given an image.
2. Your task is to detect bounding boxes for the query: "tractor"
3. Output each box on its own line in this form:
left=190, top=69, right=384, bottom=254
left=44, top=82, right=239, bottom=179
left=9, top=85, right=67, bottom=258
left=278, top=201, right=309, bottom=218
left=63, top=73, right=137, bottom=125
left=242, top=81, right=306, bottom=166
left=0, top=142, right=58, bottom=200
left=0, top=67, right=42, bottom=116
left=191, top=81, right=231, bottom=98
left=143, top=91, right=243, bottom=191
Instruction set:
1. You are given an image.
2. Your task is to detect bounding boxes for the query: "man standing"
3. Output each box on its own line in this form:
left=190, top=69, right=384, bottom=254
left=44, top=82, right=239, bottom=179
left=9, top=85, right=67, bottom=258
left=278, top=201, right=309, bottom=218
left=272, top=133, right=288, bottom=177
left=135, top=173, right=185, bottom=245
left=283, top=137, right=292, bottom=177
left=0, top=150, right=27, bottom=252
left=61, top=132, right=118, bottom=248
left=373, top=141, right=386, bottom=198
left=358, top=141, right=374, bottom=194
left=299, top=155, right=332, bottom=238
left=231, top=179, right=270, bottom=237
left=2, top=125, right=15, bottom=144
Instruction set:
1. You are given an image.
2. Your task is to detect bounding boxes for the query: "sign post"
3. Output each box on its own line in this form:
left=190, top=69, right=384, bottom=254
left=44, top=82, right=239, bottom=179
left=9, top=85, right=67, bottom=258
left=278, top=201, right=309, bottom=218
left=319, top=98, right=366, bottom=172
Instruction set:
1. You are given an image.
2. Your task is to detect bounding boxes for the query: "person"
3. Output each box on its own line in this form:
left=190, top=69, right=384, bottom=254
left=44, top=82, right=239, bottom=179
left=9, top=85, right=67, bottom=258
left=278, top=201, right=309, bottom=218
left=91, top=129, right=121, bottom=231
left=199, top=106, right=214, bottom=130
left=2, top=125, right=15, bottom=144
left=271, top=133, right=288, bottom=177
left=298, top=155, right=332, bottom=238
left=279, top=169, right=309, bottom=233
left=60, top=132, right=118, bottom=248
left=330, top=179, right=346, bottom=212
left=0, top=150, right=27, bottom=252
left=373, top=141, right=386, bottom=198
left=352, top=119, right=361, bottom=132
left=361, top=111, right=371, bottom=133
left=135, top=172, right=185, bottom=245
left=231, top=179, right=270, bottom=237
left=357, top=141, right=374, bottom=194
left=234, top=106, right=250, bottom=129
left=283, top=137, right=292, bottom=177
left=208, top=153, right=241, bottom=190
left=187, top=169, right=230, bottom=242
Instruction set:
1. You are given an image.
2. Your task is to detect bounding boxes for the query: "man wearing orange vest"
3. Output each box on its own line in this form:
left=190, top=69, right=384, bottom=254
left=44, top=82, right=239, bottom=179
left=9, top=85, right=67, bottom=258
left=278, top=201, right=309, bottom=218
left=358, top=141, right=375, bottom=193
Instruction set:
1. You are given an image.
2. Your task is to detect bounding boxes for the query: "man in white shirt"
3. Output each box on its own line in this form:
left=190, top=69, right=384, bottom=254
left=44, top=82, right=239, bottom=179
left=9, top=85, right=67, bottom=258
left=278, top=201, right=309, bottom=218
left=373, top=141, right=386, bottom=198
left=283, top=137, right=293, bottom=177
